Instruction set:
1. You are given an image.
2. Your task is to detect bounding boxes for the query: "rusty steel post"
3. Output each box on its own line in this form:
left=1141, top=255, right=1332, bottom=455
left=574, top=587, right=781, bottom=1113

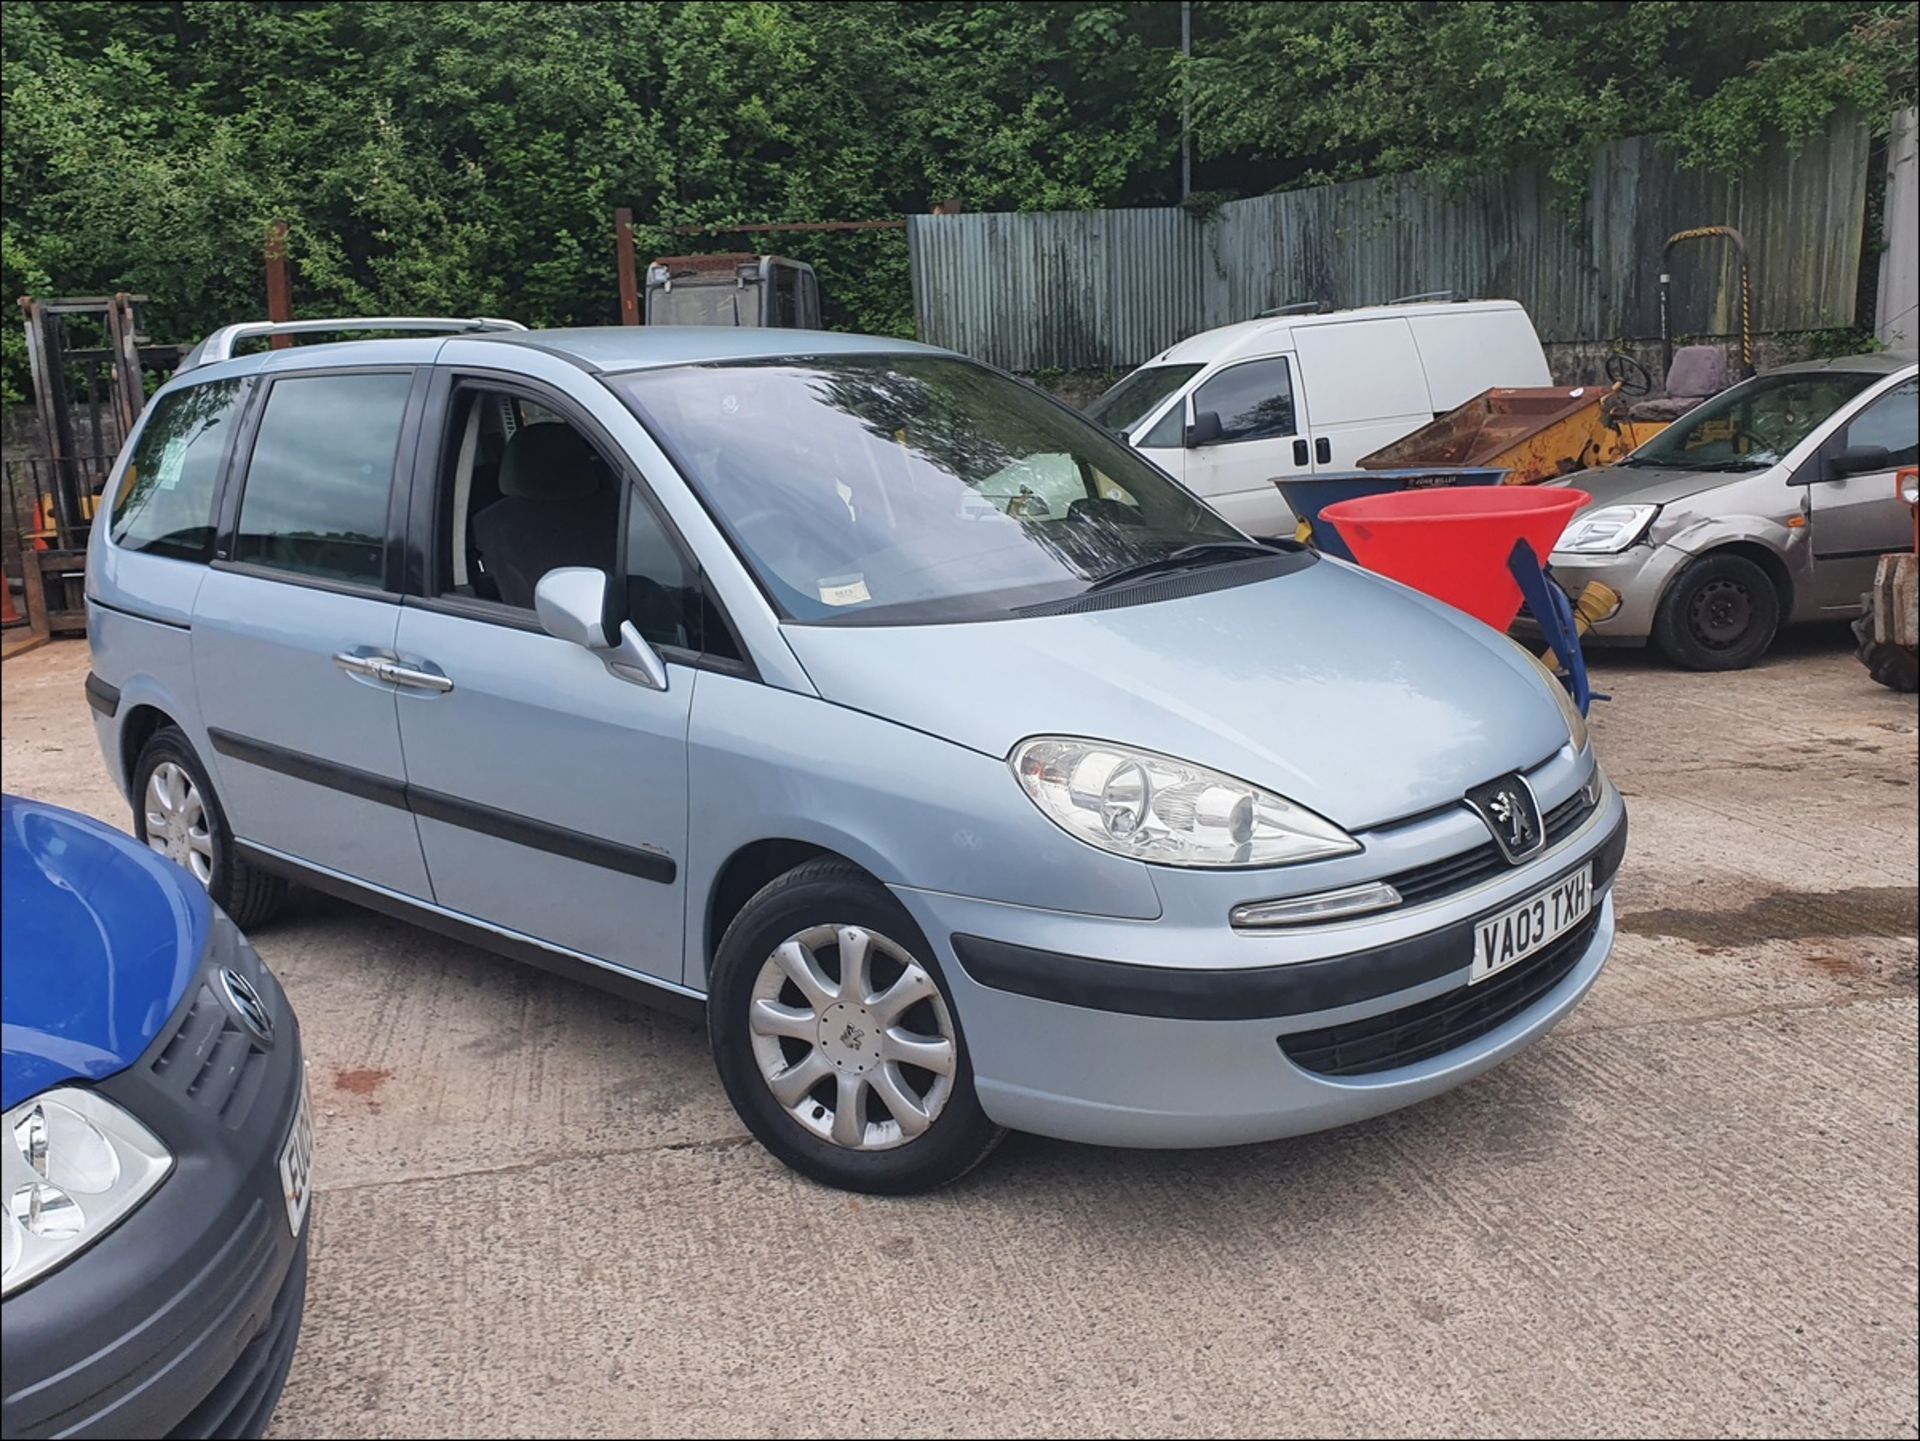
left=105, top=293, right=148, bottom=438
left=615, top=208, right=641, bottom=325
left=266, top=221, right=293, bottom=348
left=17, top=298, right=85, bottom=542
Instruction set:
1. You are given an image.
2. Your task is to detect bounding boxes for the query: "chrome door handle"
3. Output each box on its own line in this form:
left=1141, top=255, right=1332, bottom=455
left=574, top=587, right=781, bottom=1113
left=332, top=651, right=381, bottom=677
left=376, top=662, right=453, bottom=693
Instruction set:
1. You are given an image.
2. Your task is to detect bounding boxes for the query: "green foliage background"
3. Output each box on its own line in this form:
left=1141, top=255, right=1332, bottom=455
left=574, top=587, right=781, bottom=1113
left=2, top=1, right=1914, bottom=401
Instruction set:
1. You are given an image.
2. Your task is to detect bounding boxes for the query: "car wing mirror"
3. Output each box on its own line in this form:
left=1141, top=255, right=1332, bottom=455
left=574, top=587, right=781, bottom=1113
left=534, top=567, right=668, bottom=691
left=1828, top=443, right=1892, bottom=478
left=1185, top=410, right=1224, bottom=448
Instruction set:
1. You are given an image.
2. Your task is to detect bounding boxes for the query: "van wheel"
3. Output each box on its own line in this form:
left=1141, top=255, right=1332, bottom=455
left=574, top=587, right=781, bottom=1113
left=131, top=726, right=288, bottom=928
left=708, top=859, right=1005, bottom=1194
left=1652, top=553, right=1780, bottom=671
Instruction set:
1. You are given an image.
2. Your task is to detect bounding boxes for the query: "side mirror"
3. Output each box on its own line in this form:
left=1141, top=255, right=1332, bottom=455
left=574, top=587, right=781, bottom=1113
left=533, top=567, right=668, bottom=691
left=1185, top=410, right=1224, bottom=448
left=1829, top=443, right=1892, bottom=478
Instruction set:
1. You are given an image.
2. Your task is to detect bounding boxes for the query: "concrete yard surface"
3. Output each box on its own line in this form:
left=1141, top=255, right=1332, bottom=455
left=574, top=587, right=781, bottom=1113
left=3, top=630, right=1915, bottom=1438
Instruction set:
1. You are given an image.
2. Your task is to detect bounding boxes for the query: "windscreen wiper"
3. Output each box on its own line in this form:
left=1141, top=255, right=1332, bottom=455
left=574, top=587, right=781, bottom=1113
left=1083, top=541, right=1280, bottom=595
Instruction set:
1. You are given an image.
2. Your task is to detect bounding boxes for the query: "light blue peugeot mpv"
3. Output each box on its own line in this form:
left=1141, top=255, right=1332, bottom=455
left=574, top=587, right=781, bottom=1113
left=87, top=318, right=1626, bottom=1193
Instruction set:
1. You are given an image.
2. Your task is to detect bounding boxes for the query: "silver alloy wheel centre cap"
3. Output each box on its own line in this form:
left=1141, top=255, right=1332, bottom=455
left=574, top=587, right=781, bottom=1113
left=818, top=1001, right=877, bottom=1075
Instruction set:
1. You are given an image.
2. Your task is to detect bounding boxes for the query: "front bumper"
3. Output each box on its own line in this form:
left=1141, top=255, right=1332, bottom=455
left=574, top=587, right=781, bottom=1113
left=893, top=769, right=1626, bottom=1149
left=1531, top=542, right=1695, bottom=642
left=1, top=915, right=308, bottom=1440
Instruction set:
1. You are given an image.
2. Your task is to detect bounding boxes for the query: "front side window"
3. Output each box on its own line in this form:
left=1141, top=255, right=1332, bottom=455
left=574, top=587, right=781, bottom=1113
left=613, top=354, right=1245, bottom=624
left=1192, top=358, right=1297, bottom=444
left=110, top=379, right=246, bottom=561
left=1838, top=379, right=1918, bottom=468
left=1623, top=370, right=1879, bottom=472
left=432, top=386, right=618, bottom=610
left=234, top=372, right=412, bottom=585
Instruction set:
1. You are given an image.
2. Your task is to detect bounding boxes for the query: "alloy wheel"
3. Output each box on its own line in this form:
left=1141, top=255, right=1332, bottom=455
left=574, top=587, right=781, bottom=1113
left=143, top=760, right=214, bottom=885
left=747, top=923, right=957, bottom=1151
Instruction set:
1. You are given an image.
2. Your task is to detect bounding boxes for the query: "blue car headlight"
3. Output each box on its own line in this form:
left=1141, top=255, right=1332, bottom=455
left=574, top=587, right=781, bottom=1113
left=1011, top=736, right=1360, bottom=867
left=2, top=1088, right=172, bottom=1296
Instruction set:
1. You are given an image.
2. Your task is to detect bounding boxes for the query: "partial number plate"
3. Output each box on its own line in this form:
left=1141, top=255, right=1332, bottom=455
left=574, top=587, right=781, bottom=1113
left=1471, top=863, right=1593, bottom=985
left=278, top=1080, right=316, bottom=1236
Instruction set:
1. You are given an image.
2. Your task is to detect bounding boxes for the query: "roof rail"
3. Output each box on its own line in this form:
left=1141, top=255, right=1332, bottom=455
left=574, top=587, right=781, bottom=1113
left=1386, top=289, right=1469, bottom=306
left=1258, top=300, right=1329, bottom=318
left=178, top=315, right=528, bottom=371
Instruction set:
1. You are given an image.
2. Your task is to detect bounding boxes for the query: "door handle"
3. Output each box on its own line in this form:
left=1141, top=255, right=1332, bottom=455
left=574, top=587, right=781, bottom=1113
left=1315, top=437, right=1332, bottom=464
left=1292, top=438, right=1310, bottom=467
left=333, top=651, right=452, bottom=692
left=375, top=662, right=454, bottom=693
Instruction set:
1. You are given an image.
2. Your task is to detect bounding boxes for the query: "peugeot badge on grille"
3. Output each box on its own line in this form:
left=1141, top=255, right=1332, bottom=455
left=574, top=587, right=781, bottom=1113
left=1466, top=774, right=1546, bottom=865
left=217, top=968, right=274, bottom=1046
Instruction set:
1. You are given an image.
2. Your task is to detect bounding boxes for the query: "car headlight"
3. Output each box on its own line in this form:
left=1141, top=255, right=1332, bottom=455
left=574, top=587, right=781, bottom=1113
left=1010, top=737, right=1360, bottom=867
left=1556, top=504, right=1659, bottom=554
left=1900, top=471, right=1918, bottom=506
left=1515, top=644, right=1590, bottom=753
left=2, top=1088, right=172, bottom=1296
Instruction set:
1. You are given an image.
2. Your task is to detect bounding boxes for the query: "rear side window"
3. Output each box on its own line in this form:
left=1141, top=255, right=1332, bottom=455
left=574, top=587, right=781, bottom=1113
left=1192, top=358, right=1297, bottom=443
left=110, top=380, right=245, bottom=561
left=235, top=372, right=412, bottom=586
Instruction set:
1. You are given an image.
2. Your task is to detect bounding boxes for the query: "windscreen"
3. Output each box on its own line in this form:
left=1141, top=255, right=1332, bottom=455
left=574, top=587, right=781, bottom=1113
left=1623, top=370, right=1879, bottom=471
left=1086, top=364, right=1201, bottom=435
left=647, top=282, right=747, bottom=327
left=613, top=355, right=1243, bottom=624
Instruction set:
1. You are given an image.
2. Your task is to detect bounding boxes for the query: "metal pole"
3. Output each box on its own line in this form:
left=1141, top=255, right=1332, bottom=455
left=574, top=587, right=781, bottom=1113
left=1181, top=0, right=1192, bottom=202
left=615, top=207, right=640, bottom=325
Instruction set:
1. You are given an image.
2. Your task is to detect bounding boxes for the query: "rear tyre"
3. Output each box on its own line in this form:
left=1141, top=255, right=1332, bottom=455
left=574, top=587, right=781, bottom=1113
left=131, top=726, right=288, bottom=928
left=707, top=859, right=1005, bottom=1194
left=1652, top=552, right=1780, bottom=671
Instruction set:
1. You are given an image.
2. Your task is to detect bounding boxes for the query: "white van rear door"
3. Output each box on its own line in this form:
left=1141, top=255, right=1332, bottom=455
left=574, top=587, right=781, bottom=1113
left=1408, top=307, right=1552, bottom=407
left=1291, top=319, right=1430, bottom=469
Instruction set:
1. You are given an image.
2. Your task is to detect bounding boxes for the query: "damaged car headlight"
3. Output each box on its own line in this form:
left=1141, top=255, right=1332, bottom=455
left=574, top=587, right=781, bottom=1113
left=2, top=1089, right=172, bottom=1296
left=1555, top=504, right=1659, bottom=554
left=1010, top=737, right=1360, bottom=867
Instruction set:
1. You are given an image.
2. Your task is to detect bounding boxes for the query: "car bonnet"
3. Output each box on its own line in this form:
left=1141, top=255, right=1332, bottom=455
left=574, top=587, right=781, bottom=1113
left=1, top=796, right=210, bottom=1110
left=779, top=559, right=1573, bottom=833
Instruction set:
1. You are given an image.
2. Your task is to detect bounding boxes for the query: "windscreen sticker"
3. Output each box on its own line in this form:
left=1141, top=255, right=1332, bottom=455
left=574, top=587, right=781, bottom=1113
left=817, top=574, right=872, bottom=606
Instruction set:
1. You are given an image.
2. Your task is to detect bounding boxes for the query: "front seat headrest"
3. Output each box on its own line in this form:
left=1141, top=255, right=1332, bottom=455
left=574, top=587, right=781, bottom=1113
left=498, top=422, right=603, bottom=500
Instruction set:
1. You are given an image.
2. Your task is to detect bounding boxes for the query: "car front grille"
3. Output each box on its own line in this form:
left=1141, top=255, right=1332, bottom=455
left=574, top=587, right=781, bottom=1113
left=1277, top=912, right=1600, bottom=1077
left=1386, top=786, right=1597, bottom=908
left=147, top=918, right=276, bottom=1130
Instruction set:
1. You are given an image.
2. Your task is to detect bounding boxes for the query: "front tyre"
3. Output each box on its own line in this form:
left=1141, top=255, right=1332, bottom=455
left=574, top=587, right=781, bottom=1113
left=708, top=859, right=1005, bottom=1194
left=1652, top=552, right=1781, bottom=671
left=131, top=725, right=288, bottom=928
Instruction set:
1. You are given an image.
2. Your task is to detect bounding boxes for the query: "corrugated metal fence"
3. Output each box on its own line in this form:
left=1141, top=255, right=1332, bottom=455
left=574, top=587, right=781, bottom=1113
left=910, top=113, right=1874, bottom=372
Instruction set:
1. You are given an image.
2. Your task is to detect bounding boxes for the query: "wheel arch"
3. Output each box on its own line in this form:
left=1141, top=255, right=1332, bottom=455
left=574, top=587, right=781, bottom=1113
left=703, top=838, right=876, bottom=984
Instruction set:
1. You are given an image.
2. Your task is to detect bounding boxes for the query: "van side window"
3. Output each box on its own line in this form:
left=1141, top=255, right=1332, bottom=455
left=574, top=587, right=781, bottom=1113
left=110, top=379, right=245, bottom=561
left=432, top=385, right=619, bottom=611
left=1192, top=358, right=1297, bottom=443
left=1841, top=380, right=1918, bottom=468
left=235, top=373, right=411, bottom=585
left=626, top=487, right=740, bottom=662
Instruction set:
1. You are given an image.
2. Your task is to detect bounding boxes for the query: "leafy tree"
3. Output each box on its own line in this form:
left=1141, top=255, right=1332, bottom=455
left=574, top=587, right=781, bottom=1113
left=1, top=1, right=1914, bottom=404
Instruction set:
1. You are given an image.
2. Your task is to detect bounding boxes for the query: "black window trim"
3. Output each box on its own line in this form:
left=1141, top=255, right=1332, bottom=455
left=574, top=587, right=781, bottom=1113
left=406, top=365, right=757, bottom=678
left=1191, top=354, right=1301, bottom=447
left=214, top=363, right=428, bottom=601
left=109, top=373, right=253, bottom=565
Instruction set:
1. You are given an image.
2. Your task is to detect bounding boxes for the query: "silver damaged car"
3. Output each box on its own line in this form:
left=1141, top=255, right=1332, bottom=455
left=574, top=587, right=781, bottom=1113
left=1549, top=351, right=1917, bottom=670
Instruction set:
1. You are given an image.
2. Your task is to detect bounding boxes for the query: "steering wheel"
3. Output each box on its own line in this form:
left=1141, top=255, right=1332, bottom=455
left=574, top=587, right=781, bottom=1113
left=1604, top=353, right=1654, bottom=396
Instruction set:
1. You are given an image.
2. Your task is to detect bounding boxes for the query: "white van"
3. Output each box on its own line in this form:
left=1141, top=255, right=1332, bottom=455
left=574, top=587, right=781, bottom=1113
left=1086, top=300, right=1552, bottom=535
